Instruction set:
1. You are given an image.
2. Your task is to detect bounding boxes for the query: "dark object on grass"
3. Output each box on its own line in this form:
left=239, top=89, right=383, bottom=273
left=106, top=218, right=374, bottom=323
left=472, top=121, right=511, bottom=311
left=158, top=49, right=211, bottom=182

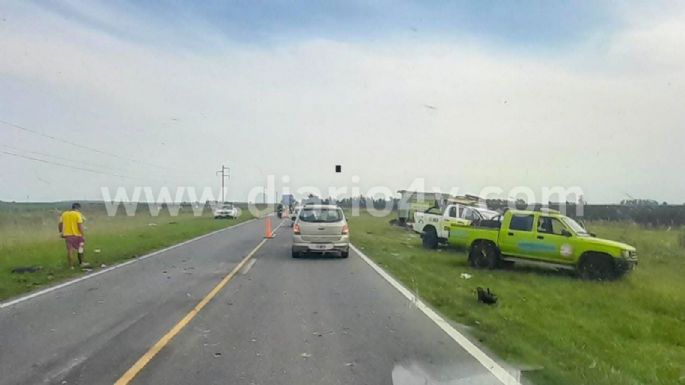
left=477, top=287, right=497, bottom=305
left=11, top=266, right=43, bottom=274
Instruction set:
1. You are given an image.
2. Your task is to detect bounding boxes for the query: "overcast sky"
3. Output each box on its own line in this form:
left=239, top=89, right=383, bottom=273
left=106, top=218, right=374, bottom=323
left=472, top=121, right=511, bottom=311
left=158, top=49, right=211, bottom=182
left=1, top=1, right=684, bottom=204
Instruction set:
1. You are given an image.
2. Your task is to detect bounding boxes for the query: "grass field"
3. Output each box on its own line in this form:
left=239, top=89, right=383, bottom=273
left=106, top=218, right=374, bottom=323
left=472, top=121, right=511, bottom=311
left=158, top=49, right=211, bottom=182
left=0, top=202, right=258, bottom=302
left=348, top=213, right=685, bottom=385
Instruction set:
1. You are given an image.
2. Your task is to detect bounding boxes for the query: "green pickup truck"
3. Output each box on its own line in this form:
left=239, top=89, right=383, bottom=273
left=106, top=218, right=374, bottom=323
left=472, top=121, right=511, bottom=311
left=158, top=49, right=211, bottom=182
left=448, top=209, right=638, bottom=279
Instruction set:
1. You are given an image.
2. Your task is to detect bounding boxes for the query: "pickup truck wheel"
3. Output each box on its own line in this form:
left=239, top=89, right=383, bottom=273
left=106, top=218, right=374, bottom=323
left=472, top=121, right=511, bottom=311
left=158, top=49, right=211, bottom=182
left=422, top=229, right=438, bottom=249
left=469, top=242, right=499, bottom=269
left=578, top=253, right=616, bottom=280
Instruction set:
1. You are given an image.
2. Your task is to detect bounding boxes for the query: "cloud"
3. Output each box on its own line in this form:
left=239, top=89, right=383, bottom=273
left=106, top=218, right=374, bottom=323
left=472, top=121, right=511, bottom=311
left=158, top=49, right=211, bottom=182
left=1, top=1, right=684, bottom=203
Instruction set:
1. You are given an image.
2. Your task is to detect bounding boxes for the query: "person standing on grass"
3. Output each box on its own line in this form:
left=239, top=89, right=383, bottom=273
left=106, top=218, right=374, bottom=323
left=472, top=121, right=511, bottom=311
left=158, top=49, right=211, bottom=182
left=58, top=203, right=88, bottom=269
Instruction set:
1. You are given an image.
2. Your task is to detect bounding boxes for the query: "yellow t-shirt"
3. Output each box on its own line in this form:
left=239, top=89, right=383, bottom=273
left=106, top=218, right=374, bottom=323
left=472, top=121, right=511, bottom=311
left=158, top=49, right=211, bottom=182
left=60, top=210, right=84, bottom=236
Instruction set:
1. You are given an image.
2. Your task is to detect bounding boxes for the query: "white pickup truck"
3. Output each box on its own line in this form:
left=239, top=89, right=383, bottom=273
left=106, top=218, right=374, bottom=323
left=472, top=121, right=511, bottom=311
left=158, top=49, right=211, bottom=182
left=413, top=204, right=499, bottom=248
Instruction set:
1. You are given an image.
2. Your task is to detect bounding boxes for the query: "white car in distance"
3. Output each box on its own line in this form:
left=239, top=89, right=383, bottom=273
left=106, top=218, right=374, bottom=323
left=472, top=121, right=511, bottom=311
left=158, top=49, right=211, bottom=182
left=213, top=204, right=240, bottom=219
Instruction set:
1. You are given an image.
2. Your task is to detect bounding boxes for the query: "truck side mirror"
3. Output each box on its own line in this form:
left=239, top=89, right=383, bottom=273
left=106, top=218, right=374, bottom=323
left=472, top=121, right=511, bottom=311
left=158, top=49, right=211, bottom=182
left=561, top=229, right=572, bottom=237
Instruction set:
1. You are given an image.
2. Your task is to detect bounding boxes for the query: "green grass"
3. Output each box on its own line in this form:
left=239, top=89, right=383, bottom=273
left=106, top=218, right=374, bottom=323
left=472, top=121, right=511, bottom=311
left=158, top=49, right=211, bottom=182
left=348, top=213, right=685, bottom=385
left=0, top=202, right=257, bottom=301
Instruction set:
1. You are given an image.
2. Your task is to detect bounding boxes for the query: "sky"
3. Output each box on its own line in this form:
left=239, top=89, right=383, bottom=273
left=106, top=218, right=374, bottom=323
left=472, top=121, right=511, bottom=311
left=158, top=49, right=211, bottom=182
left=1, top=1, right=684, bottom=204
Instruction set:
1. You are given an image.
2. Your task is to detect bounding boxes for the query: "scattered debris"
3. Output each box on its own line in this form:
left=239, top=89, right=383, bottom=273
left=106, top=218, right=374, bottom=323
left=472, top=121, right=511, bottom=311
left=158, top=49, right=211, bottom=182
left=460, top=273, right=472, bottom=280
left=345, top=362, right=355, bottom=367
left=81, top=268, right=93, bottom=272
left=477, top=287, right=497, bottom=305
left=148, top=223, right=157, bottom=227
left=11, top=266, right=42, bottom=274
left=301, top=353, right=312, bottom=358
left=100, top=264, right=107, bottom=268
left=213, top=352, right=222, bottom=358
left=313, top=331, right=335, bottom=337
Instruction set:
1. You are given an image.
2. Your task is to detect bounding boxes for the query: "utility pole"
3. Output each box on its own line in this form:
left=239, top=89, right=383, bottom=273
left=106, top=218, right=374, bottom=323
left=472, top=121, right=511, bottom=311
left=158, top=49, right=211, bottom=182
left=216, top=165, right=230, bottom=203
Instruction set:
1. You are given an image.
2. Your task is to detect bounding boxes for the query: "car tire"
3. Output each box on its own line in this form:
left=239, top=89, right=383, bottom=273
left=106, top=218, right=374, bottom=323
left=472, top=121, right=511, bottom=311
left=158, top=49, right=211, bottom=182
left=469, top=241, right=499, bottom=269
left=291, top=249, right=300, bottom=258
left=340, top=249, right=349, bottom=258
left=422, top=228, right=438, bottom=249
left=578, top=253, right=616, bottom=280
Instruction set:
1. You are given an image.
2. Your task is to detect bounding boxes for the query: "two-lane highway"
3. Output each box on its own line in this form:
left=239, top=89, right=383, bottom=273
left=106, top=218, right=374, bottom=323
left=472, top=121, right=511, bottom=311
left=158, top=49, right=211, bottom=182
left=0, top=217, right=508, bottom=385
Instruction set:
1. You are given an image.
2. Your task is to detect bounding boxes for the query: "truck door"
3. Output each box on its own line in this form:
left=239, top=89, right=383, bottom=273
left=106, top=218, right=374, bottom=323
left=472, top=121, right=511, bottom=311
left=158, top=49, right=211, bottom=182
left=535, top=216, right=575, bottom=262
left=499, top=213, right=540, bottom=258
left=445, top=205, right=469, bottom=227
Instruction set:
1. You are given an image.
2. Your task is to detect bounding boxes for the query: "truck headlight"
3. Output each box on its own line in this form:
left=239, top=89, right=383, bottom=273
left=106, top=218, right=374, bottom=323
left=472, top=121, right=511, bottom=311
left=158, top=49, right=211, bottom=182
left=621, top=249, right=635, bottom=259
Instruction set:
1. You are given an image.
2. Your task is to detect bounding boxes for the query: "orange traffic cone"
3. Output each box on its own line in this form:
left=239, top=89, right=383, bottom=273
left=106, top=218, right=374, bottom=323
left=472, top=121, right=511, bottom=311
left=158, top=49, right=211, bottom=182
left=264, top=216, right=273, bottom=239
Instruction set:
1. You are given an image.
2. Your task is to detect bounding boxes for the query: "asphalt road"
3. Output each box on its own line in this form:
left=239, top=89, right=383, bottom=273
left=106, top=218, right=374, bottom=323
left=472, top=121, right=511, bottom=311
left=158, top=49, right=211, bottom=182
left=0, top=217, right=506, bottom=385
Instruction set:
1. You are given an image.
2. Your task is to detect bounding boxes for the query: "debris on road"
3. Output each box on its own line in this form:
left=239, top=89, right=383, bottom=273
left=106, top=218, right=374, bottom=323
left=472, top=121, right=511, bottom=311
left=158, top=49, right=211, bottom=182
left=301, top=353, right=312, bottom=358
left=476, top=287, right=497, bottom=305
left=213, top=352, right=222, bottom=358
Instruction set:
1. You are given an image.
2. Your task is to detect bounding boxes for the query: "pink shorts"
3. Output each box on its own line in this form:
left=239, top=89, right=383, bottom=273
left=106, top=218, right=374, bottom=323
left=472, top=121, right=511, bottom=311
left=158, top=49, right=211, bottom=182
left=64, top=236, right=84, bottom=251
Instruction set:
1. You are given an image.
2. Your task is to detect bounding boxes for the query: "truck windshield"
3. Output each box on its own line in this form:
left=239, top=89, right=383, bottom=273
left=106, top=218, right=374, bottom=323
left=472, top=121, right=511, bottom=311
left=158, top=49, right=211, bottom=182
left=561, top=217, right=589, bottom=236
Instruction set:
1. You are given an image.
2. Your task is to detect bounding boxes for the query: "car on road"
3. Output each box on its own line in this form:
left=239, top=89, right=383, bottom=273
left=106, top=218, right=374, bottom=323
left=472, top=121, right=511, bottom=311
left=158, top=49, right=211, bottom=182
left=292, top=205, right=349, bottom=258
left=213, top=204, right=240, bottom=219
left=447, top=209, right=638, bottom=279
left=413, top=204, right=500, bottom=248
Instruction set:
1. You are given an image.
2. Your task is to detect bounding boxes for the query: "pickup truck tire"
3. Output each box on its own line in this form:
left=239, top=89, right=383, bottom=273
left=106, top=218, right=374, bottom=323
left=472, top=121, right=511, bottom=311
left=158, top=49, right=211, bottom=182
left=469, top=241, right=499, bottom=269
left=422, top=227, right=439, bottom=249
left=577, top=253, right=617, bottom=280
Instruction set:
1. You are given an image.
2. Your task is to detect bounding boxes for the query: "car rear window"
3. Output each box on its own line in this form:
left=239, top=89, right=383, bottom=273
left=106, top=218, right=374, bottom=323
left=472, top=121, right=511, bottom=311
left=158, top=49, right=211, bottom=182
left=299, top=208, right=344, bottom=223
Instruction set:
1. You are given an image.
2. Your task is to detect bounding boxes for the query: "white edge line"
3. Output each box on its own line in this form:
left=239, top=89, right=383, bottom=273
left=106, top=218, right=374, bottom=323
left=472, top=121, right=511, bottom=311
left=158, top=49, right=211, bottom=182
left=0, top=218, right=259, bottom=309
left=350, top=244, right=522, bottom=385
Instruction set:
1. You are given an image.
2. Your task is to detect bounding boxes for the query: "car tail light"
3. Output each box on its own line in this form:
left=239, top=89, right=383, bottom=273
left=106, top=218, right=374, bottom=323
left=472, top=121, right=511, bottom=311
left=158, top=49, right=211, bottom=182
left=342, top=224, right=349, bottom=235
left=293, top=223, right=301, bottom=235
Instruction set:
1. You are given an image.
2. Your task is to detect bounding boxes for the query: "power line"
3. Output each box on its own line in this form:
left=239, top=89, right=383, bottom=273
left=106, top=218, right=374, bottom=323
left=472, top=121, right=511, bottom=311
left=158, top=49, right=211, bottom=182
left=1, top=150, right=189, bottom=184
left=1, top=144, right=121, bottom=172
left=1, top=150, right=137, bottom=179
left=0, top=119, right=175, bottom=171
left=0, top=144, right=193, bottom=182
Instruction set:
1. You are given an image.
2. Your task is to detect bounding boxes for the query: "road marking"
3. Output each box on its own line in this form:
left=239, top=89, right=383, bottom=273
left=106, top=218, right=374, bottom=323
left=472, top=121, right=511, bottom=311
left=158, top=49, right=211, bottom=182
left=240, top=258, right=257, bottom=275
left=113, top=219, right=283, bottom=385
left=350, top=244, right=522, bottom=385
left=0, top=218, right=257, bottom=309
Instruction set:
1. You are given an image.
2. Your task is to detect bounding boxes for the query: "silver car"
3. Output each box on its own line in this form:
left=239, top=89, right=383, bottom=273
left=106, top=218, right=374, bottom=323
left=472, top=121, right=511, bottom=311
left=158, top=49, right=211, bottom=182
left=292, top=205, right=349, bottom=258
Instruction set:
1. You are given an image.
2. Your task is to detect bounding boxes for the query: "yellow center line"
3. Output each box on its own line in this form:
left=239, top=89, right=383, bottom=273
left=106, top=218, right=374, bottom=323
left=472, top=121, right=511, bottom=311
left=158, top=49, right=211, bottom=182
left=113, top=218, right=282, bottom=385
